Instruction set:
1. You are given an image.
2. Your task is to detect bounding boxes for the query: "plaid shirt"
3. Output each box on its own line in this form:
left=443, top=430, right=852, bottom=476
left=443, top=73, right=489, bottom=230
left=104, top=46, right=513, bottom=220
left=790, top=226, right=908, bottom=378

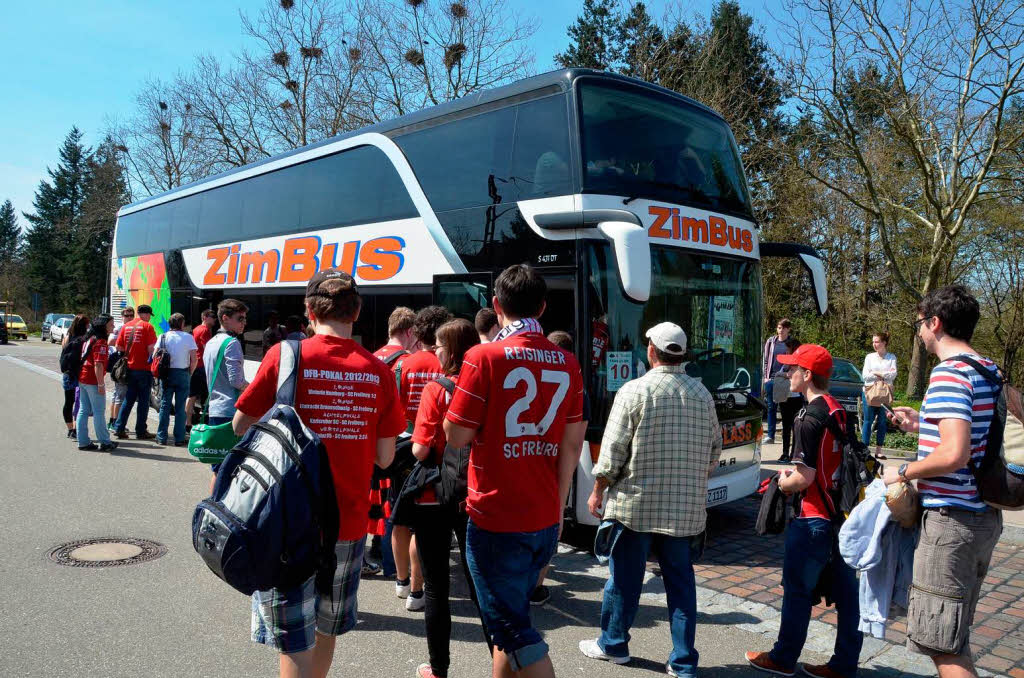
left=593, top=365, right=722, bottom=537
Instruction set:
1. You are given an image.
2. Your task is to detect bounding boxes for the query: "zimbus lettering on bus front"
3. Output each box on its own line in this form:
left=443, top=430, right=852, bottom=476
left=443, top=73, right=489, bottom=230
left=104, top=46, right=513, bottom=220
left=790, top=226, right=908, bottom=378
left=647, top=205, right=753, bottom=253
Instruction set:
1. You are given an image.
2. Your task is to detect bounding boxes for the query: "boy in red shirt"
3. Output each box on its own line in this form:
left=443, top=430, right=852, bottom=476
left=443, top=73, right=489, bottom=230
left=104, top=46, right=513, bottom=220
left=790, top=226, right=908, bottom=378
left=746, top=344, right=862, bottom=678
left=232, top=269, right=405, bottom=678
left=113, top=303, right=158, bottom=439
left=444, top=264, right=587, bottom=678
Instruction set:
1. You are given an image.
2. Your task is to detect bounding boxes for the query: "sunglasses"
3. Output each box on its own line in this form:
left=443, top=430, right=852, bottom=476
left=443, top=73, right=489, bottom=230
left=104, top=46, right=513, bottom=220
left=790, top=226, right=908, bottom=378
left=913, top=316, right=933, bottom=332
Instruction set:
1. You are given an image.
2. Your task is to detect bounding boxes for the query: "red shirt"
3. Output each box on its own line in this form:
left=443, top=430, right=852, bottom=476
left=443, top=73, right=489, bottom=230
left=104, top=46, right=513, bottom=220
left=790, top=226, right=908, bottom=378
left=412, top=376, right=458, bottom=505
left=193, top=324, right=213, bottom=368
left=235, top=334, right=407, bottom=540
left=78, top=339, right=108, bottom=385
left=115, top=318, right=157, bottom=370
left=445, top=332, right=584, bottom=533
left=793, top=393, right=845, bottom=521
left=373, top=343, right=407, bottom=363
left=400, top=350, right=444, bottom=426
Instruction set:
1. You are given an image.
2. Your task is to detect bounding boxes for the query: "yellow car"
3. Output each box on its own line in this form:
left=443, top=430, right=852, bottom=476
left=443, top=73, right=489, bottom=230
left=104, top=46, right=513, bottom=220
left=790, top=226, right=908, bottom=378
left=4, top=314, right=28, bottom=340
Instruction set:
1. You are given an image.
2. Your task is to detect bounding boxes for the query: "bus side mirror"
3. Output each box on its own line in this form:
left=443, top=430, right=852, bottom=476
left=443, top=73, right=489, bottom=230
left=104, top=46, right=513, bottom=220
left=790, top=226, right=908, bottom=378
left=760, top=242, right=828, bottom=315
left=597, top=219, right=651, bottom=303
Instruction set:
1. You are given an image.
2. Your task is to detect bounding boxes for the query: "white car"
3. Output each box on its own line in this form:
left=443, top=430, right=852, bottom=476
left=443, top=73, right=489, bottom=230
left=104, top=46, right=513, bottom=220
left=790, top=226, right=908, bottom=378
left=49, top=317, right=73, bottom=344
left=717, top=367, right=752, bottom=409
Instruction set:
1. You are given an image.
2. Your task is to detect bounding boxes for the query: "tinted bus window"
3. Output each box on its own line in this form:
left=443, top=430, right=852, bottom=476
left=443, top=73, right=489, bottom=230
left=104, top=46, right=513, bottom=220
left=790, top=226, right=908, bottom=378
left=509, top=96, right=572, bottom=200
left=116, top=145, right=417, bottom=257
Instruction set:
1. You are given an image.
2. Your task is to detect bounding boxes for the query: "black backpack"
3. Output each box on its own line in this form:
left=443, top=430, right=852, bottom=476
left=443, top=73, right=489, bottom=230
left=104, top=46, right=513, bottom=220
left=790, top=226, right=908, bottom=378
left=433, top=376, right=471, bottom=507
left=956, top=356, right=1024, bottom=510
left=192, top=340, right=340, bottom=596
left=59, top=336, right=87, bottom=376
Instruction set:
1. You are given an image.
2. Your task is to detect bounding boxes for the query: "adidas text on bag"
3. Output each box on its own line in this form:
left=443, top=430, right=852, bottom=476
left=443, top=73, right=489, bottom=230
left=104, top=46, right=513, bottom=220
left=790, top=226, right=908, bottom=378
left=192, top=340, right=340, bottom=595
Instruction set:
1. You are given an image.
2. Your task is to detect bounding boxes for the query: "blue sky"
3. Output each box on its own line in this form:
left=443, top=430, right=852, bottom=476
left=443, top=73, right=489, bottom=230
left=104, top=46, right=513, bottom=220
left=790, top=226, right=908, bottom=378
left=0, top=0, right=777, bottom=227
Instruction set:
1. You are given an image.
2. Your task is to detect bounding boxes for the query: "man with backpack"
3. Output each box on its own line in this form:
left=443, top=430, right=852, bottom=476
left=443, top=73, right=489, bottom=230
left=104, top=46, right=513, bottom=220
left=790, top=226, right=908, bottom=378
left=113, top=304, right=158, bottom=440
left=746, top=344, right=863, bottom=678
left=232, top=268, right=406, bottom=678
left=444, top=264, right=587, bottom=678
left=883, top=286, right=1003, bottom=678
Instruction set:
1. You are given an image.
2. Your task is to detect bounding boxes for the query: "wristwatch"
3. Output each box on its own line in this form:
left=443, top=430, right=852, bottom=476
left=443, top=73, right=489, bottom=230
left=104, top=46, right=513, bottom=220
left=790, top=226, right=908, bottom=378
left=898, top=462, right=910, bottom=483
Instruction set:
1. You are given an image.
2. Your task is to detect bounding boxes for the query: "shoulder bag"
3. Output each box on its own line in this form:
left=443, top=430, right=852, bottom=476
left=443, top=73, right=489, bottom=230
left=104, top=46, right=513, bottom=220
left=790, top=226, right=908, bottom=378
left=110, top=324, right=136, bottom=385
left=188, top=337, right=241, bottom=464
left=865, top=380, right=893, bottom=407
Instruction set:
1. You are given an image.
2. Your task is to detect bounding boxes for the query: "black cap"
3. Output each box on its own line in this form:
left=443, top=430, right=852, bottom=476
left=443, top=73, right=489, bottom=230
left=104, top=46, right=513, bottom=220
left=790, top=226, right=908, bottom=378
left=137, top=304, right=153, bottom=315
left=306, top=268, right=357, bottom=298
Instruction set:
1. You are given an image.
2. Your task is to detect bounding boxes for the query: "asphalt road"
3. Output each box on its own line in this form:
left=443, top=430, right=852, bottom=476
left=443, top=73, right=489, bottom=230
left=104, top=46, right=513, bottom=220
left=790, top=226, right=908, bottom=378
left=0, top=341, right=828, bottom=678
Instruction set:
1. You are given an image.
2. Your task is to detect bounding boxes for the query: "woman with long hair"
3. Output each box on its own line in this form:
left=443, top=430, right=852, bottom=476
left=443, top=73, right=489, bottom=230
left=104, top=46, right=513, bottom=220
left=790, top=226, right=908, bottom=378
left=409, top=318, right=487, bottom=678
left=861, top=331, right=897, bottom=458
left=61, top=314, right=89, bottom=439
left=76, top=315, right=117, bottom=451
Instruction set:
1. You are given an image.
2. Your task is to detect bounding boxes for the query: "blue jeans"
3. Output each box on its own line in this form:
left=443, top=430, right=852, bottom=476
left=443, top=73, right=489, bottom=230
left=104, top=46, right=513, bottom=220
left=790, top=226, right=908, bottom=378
left=861, top=393, right=887, bottom=447
left=598, top=522, right=699, bottom=676
left=771, top=518, right=862, bottom=677
left=157, top=368, right=190, bottom=443
left=76, top=384, right=111, bottom=446
left=465, top=520, right=558, bottom=672
left=765, top=380, right=778, bottom=437
left=115, top=369, right=153, bottom=434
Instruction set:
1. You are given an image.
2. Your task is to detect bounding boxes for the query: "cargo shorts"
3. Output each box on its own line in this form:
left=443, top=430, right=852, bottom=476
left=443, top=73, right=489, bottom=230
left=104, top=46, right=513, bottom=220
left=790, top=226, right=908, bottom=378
left=906, top=506, right=1002, bottom=657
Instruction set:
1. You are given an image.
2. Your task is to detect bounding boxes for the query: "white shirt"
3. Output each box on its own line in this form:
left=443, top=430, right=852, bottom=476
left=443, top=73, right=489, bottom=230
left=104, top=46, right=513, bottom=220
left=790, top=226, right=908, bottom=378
left=862, top=352, right=897, bottom=386
left=159, top=330, right=198, bottom=369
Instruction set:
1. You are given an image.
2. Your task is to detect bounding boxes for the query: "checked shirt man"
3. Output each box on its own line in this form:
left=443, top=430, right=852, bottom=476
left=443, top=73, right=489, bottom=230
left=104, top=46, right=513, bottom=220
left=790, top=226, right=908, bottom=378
left=581, top=322, right=722, bottom=678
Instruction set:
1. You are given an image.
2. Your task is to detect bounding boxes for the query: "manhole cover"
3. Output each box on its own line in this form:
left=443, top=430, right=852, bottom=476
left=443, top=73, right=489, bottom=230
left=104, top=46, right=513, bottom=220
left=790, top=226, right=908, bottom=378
left=48, top=538, right=166, bottom=568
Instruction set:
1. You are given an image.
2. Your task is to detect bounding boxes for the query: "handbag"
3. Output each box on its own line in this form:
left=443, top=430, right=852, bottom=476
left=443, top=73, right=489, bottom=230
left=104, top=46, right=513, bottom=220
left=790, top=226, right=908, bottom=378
left=150, top=334, right=170, bottom=381
left=772, top=374, right=790, bottom=403
left=188, top=338, right=241, bottom=464
left=110, top=323, right=137, bottom=385
left=865, top=380, right=893, bottom=407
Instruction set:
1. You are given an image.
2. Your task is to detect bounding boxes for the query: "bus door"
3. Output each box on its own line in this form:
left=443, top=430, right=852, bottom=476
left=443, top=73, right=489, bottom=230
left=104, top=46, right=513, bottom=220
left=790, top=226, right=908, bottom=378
left=432, top=273, right=493, bottom=321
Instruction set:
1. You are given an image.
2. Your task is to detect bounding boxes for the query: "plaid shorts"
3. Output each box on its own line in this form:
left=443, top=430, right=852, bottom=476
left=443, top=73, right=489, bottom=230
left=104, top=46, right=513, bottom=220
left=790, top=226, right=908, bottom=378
left=251, top=539, right=364, bottom=654
left=111, top=381, right=128, bottom=407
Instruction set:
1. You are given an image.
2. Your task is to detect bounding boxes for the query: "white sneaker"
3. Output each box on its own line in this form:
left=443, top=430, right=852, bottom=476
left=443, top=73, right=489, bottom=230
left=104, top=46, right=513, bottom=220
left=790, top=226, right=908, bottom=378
left=396, top=580, right=411, bottom=599
left=406, top=592, right=425, bottom=611
left=579, top=638, right=630, bottom=664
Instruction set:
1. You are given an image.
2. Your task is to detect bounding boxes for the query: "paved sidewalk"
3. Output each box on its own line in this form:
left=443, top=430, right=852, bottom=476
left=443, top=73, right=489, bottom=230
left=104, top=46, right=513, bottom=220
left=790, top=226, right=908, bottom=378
left=694, top=486, right=1024, bottom=676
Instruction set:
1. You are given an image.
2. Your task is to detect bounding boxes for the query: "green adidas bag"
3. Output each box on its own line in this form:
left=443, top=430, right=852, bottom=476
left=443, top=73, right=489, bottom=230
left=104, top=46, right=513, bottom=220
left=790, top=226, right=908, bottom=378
left=188, top=337, right=241, bottom=464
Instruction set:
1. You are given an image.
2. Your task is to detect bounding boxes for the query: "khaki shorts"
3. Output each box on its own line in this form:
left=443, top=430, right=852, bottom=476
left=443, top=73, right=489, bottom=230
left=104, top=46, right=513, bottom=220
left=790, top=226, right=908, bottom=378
left=906, top=506, right=1002, bottom=657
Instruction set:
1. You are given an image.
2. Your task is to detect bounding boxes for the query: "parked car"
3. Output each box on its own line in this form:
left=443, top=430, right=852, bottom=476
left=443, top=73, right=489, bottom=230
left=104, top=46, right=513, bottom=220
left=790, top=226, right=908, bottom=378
left=830, top=357, right=864, bottom=430
left=716, top=367, right=752, bottom=410
left=42, top=313, right=73, bottom=341
left=4, top=313, right=29, bottom=341
left=49, top=317, right=73, bottom=344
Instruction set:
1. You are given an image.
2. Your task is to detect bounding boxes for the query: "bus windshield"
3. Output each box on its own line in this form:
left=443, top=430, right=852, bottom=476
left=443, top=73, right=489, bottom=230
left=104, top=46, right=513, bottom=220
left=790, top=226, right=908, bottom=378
left=585, top=243, right=763, bottom=427
left=579, top=81, right=753, bottom=218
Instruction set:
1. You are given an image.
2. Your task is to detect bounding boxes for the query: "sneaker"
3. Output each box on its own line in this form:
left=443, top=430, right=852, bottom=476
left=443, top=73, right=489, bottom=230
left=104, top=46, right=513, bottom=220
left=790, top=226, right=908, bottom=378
left=174, top=441, right=186, bottom=447
left=745, top=651, right=795, bottom=677
left=406, top=591, right=425, bottom=611
left=776, top=455, right=790, bottom=463
left=666, top=664, right=689, bottom=677
left=579, top=638, right=630, bottom=665
left=801, top=664, right=846, bottom=678
left=155, top=438, right=168, bottom=446
left=136, top=431, right=156, bottom=440
left=78, top=443, right=98, bottom=451
left=763, top=436, right=776, bottom=445
left=107, top=422, right=116, bottom=432
left=66, top=428, right=76, bottom=439
left=361, top=561, right=382, bottom=577
left=415, top=664, right=442, bottom=678
left=99, top=442, right=118, bottom=452
left=529, top=585, right=550, bottom=606
left=396, top=578, right=411, bottom=599
left=115, top=430, right=129, bottom=440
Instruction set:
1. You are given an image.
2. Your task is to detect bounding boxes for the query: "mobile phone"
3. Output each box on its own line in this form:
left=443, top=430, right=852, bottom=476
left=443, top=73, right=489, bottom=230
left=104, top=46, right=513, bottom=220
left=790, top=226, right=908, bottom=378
left=881, top=403, right=904, bottom=424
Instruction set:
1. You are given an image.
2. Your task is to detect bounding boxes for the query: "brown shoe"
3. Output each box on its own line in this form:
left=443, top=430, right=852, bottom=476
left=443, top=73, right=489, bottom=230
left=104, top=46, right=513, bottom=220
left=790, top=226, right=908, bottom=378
left=745, top=651, right=795, bottom=677
left=801, top=664, right=846, bottom=678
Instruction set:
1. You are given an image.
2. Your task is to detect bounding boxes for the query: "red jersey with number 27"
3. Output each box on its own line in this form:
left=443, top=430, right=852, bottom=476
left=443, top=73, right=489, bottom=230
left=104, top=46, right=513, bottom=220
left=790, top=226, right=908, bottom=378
left=446, top=332, right=584, bottom=533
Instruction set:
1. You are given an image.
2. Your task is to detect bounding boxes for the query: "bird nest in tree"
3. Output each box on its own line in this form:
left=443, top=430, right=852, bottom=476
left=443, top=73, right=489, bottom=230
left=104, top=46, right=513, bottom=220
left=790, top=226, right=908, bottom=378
left=404, top=48, right=425, bottom=66
left=300, top=46, right=323, bottom=59
left=158, top=101, right=169, bottom=111
left=284, top=79, right=300, bottom=92
left=159, top=122, right=171, bottom=132
left=273, top=50, right=290, bottom=67
left=450, top=2, right=467, bottom=18
left=280, top=0, right=295, bottom=9
left=348, top=47, right=362, bottom=62
left=444, top=42, right=467, bottom=69
left=407, top=0, right=425, bottom=7
left=280, top=100, right=293, bottom=110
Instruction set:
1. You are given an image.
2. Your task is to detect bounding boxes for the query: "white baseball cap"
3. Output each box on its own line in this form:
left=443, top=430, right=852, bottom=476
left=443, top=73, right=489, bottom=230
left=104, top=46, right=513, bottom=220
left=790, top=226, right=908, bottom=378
left=645, top=322, right=687, bottom=355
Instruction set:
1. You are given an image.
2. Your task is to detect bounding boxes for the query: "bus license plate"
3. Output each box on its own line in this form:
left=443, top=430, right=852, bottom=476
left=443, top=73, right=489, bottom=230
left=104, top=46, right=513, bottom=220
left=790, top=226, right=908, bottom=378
left=707, top=487, right=728, bottom=505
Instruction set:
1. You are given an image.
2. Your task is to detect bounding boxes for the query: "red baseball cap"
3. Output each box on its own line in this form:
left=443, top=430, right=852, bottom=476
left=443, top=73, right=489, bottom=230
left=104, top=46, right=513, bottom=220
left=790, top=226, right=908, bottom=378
left=777, top=344, right=833, bottom=377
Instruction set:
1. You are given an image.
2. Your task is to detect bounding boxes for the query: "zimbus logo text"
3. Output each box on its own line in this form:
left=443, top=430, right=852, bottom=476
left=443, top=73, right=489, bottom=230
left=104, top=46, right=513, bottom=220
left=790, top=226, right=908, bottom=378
left=203, top=235, right=406, bottom=286
left=647, top=206, right=754, bottom=253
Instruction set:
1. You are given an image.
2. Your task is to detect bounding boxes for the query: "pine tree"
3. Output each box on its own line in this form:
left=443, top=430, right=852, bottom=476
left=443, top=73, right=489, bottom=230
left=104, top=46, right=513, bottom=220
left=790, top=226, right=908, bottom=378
left=0, top=200, right=20, bottom=273
left=555, top=0, right=621, bottom=70
left=618, top=3, right=665, bottom=82
left=22, top=127, right=91, bottom=312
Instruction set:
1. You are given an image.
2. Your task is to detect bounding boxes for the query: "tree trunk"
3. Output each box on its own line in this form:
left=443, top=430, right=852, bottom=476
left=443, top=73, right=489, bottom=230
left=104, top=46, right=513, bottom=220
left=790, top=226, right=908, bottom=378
left=906, top=335, right=929, bottom=399
left=860, top=217, right=871, bottom=310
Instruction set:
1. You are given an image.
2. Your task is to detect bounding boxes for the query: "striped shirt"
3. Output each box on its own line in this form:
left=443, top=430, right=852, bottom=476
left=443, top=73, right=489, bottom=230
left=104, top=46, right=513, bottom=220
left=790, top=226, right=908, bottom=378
left=917, top=354, right=1000, bottom=511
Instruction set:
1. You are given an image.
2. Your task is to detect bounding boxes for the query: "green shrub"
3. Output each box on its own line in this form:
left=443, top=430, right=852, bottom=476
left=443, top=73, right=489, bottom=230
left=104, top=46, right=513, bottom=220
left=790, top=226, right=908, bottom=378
left=883, top=430, right=919, bottom=451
